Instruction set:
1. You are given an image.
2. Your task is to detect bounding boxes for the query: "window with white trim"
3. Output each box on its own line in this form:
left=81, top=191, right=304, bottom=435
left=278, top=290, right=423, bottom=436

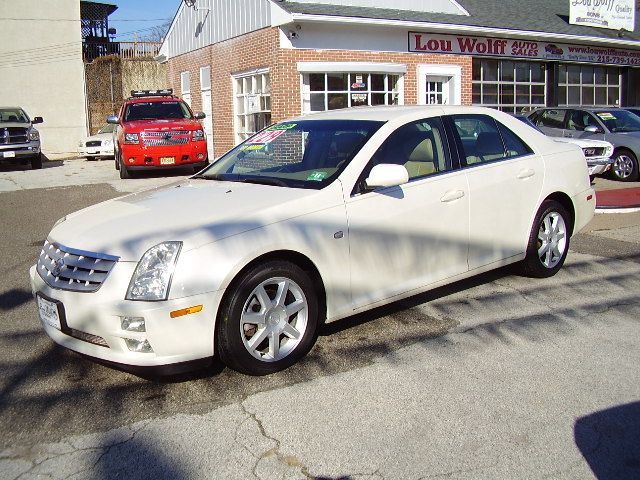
left=472, top=59, right=546, bottom=114
left=181, top=71, right=192, bottom=106
left=233, top=70, right=271, bottom=144
left=558, top=64, right=620, bottom=107
left=302, top=72, right=403, bottom=113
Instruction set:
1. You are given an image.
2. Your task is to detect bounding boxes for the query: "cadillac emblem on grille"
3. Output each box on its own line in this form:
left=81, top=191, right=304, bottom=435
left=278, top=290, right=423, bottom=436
left=51, top=258, right=65, bottom=277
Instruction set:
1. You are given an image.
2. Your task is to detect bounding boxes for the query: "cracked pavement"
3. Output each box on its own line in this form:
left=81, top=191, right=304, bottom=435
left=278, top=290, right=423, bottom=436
left=1, top=164, right=639, bottom=479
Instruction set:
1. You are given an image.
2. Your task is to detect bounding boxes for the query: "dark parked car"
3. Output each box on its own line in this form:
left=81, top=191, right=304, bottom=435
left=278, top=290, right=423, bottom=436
left=528, top=107, right=640, bottom=181
left=0, top=107, right=43, bottom=169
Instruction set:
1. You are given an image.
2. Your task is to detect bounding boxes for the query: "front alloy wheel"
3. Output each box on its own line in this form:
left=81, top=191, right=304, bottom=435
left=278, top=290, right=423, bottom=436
left=217, top=260, right=319, bottom=375
left=611, top=150, right=639, bottom=182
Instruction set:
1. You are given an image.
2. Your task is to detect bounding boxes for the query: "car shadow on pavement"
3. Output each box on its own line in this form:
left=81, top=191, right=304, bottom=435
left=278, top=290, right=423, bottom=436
left=575, top=401, right=640, bottom=480
left=0, top=288, right=33, bottom=311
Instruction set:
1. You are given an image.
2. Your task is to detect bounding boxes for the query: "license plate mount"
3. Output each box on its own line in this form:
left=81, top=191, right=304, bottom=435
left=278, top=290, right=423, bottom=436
left=2, top=151, right=16, bottom=158
left=37, top=294, right=62, bottom=331
left=160, top=156, right=175, bottom=165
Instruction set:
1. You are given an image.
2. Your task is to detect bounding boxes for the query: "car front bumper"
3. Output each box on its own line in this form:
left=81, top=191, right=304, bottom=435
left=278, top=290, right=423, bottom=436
left=0, top=142, right=40, bottom=160
left=586, top=157, right=614, bottom=176
left=78, top=146, right=114, bottom=158
left=29, top=263, right=225, bottom=368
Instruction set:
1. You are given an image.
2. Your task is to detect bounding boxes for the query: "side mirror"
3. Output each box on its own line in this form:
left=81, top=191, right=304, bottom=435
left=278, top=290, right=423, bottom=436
left=32, top=116, right=43, bottom=124
left=106, top=115, right=119, bottom=124
left=365, top=164, right=409, bottom=190
left=194, top=111, right=206, bottom=120
left=584, top=125, right=602, bottom=134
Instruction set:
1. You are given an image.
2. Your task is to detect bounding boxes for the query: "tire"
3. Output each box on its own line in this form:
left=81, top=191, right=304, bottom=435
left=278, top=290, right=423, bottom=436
left=31, top=153, right=43, bottom=169
left=115, top=150, right=120, bottom=170
left=119, top=156, right=131, bottom=179
left=610, top=149, right=639, bottom=182
left=216, top=260, right=319, bottom=375
left=192, top=161, right=209, bottom=174
left=519, top=200, right=571, bottom=278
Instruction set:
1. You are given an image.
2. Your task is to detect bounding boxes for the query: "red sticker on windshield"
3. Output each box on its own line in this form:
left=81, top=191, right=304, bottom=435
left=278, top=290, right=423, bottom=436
left=247, top=129, right=286, bottom=144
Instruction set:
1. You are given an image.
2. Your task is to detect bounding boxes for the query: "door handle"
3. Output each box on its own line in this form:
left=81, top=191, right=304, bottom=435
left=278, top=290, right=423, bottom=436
left=440, top=190, right=465, bottom=202
left=517, top=168, right=535, bottom=179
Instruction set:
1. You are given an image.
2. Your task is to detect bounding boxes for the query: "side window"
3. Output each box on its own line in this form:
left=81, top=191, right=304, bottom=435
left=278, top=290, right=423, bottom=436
left=451, top=115, right=506, bottom=165
left=496, top=122, right=533, bottom=158
left=536, top=109, right=566, bottom=129
left=567, top=110, right=600, bottom=131
left=370, top=117, right=452, bottom=180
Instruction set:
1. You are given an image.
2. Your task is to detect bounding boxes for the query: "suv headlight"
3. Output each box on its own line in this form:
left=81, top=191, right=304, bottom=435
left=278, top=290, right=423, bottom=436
left=124, top=133, right=139, bottom=144
left=126, top=242, right=182, bottom=301
left=29, top=129, right=40, bottom=141
left=103, top=138, right=113, bottom=147
left=191, top=129, right=205, bottom=142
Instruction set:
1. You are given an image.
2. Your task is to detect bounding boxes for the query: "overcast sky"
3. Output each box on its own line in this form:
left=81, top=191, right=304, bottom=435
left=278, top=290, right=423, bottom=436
left=108, top=0, right=182, bottom=42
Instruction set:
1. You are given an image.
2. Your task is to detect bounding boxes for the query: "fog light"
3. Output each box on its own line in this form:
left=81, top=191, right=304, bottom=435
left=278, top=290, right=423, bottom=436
left=125, top=338, right=153, bottom=353
left=197, top=153, right=204, bottom=160
left=128, top=158, right=135, bottom=163
left=121, top=316, right=145, bottom=332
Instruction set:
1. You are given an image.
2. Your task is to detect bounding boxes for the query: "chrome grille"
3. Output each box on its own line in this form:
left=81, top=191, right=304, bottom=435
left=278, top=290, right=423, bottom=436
left=582, top=147, right=606, bottom=158
left=86, top=140, right=101, bottom=147
left=142, top=131, right=190, bottom=147
left=0, top=127, right=28, bottom=145
left=37, top=240, right=119, bottom=293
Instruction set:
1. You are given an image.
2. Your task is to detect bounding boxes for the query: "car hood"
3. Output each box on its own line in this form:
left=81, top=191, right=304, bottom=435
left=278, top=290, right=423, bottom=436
left=49, top=179, right=325, bottom=261
left=123, top=118, right=201, bottom=132
left=82, top=132, right=112, bottom=142
left=0, top=122, right=32, bottom=129
left=552, top=137, right=612, bottom=148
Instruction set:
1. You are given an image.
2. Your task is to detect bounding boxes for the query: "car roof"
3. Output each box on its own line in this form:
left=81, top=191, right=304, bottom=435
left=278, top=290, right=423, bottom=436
left=533, top=106, right=626, bottom=112
left=283, top=105, right=514, bottom=123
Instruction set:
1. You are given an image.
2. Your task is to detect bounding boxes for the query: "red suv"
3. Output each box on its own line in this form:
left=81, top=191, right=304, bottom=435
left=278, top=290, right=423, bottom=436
left=107, top=89, right=208, bottom=179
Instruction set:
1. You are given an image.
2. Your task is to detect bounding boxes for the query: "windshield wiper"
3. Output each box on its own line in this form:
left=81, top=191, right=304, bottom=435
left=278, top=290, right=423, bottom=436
left=191, top=173, right=226, bottom=181
left=241, top=177, right=289, bottom=187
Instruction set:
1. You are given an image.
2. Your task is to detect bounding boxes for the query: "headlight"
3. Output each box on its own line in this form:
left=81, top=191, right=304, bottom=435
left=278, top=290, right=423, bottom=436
left=78, top=141, right=84, bottom=147
left=191, top=129, right=205, bottom=142
left=124, top=133, right=139, bottom=144
left=29, top=129, right=40, bottom=141
left=103, top=139, right=113, bottom=147
left=126, top=242, right=182, bottom=301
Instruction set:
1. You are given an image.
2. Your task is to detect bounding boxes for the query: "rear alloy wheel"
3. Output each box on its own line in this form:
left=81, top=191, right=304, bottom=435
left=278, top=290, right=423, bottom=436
left=31, top=153, right=43, bottom=169
left=519, top=200, right=570, bottom=278
left=216, top=260, right=319, bottom=375
left=610, top=149, right=639, bottom=182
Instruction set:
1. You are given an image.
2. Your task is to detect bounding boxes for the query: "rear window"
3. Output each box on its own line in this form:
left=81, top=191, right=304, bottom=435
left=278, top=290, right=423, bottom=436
left=124, top=101, right=192, bottom=121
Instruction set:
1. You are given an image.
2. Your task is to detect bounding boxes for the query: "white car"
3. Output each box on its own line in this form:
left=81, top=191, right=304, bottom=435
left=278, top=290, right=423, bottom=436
left=514, top=115, right=613, bottom=179
left=78, top=124, right=115, bottom=159
left=30, top=106, right=595, bottom=376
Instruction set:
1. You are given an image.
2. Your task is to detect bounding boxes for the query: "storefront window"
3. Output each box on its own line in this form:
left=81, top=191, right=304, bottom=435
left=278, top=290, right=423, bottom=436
left=302, top=72, right=403, bottom=113
left=558, top=64, right=620, bottom=107
left=233, top=70, right=271, bottom=144
left=472, top=59, right=546, bottom=114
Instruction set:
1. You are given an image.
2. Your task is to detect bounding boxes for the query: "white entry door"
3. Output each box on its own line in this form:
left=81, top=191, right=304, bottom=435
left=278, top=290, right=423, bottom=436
left=425, top=76, right=450, bottom=105
left=200, top=66, right=214, bottom=160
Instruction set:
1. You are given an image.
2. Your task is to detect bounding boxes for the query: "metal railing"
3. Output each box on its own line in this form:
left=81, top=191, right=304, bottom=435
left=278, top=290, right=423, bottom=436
left=83, top=41, right=162, bottom=62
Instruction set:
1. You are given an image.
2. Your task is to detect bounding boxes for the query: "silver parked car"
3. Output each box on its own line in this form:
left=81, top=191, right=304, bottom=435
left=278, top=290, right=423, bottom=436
left=528, top=107, right=640, bottom=182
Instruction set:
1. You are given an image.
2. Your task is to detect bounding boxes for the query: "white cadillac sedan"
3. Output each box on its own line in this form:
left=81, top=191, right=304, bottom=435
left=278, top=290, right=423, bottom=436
left=30, top=106, right=595, bottom=376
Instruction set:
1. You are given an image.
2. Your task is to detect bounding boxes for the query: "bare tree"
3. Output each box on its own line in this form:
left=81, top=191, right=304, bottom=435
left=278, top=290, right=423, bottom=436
left=142, top=21, right=171, bottom=42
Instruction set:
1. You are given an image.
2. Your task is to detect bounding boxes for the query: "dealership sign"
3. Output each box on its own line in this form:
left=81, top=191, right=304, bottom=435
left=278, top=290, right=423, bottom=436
left=570, top=0, right=635, bottom=32
left=409, top=32, right=640, bottom=65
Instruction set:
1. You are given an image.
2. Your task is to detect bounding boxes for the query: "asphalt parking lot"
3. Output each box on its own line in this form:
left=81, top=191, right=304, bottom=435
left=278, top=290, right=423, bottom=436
left=1, top=158, right=639, bottom=479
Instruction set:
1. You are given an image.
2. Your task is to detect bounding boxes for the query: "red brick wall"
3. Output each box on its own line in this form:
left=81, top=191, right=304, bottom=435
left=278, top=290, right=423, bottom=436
left=167, top=27, right=473, bottom=156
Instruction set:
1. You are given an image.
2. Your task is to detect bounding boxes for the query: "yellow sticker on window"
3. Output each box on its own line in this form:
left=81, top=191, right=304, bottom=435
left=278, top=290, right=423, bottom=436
left=596, top=112, right=616, bottom=121
left=240, top=144, right=265, bottom=151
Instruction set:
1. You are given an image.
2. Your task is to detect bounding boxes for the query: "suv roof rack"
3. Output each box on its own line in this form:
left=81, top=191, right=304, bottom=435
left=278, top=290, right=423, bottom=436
left=129, top=89, right=175, bottom=99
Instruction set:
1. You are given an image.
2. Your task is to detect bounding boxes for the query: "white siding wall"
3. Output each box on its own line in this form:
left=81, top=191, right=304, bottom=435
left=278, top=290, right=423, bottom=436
left=0, top=0, right=87, bottom=156
left=165, top=0, right=272, bottom=59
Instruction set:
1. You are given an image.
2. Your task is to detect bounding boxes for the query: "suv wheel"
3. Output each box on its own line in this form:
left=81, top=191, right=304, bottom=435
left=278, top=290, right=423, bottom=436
left=119, top=156, right=131, bottom=179
left=31, top=153, right=43, bottom=169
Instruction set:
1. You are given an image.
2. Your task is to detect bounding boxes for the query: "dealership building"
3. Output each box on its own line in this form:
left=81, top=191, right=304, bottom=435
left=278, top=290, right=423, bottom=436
left=158, top=0, right=640, bottom=157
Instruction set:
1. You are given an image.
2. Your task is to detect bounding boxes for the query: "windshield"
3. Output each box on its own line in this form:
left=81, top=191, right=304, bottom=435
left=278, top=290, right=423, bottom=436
left=124, top=101, right=192, bottom=122
left=97, top=123, right=115, bottom=134
left=594, top=110, right=640, bottom=132
left=197, top=120, right=384, bottom=189
left=0, top=108, right=29, bottom=123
